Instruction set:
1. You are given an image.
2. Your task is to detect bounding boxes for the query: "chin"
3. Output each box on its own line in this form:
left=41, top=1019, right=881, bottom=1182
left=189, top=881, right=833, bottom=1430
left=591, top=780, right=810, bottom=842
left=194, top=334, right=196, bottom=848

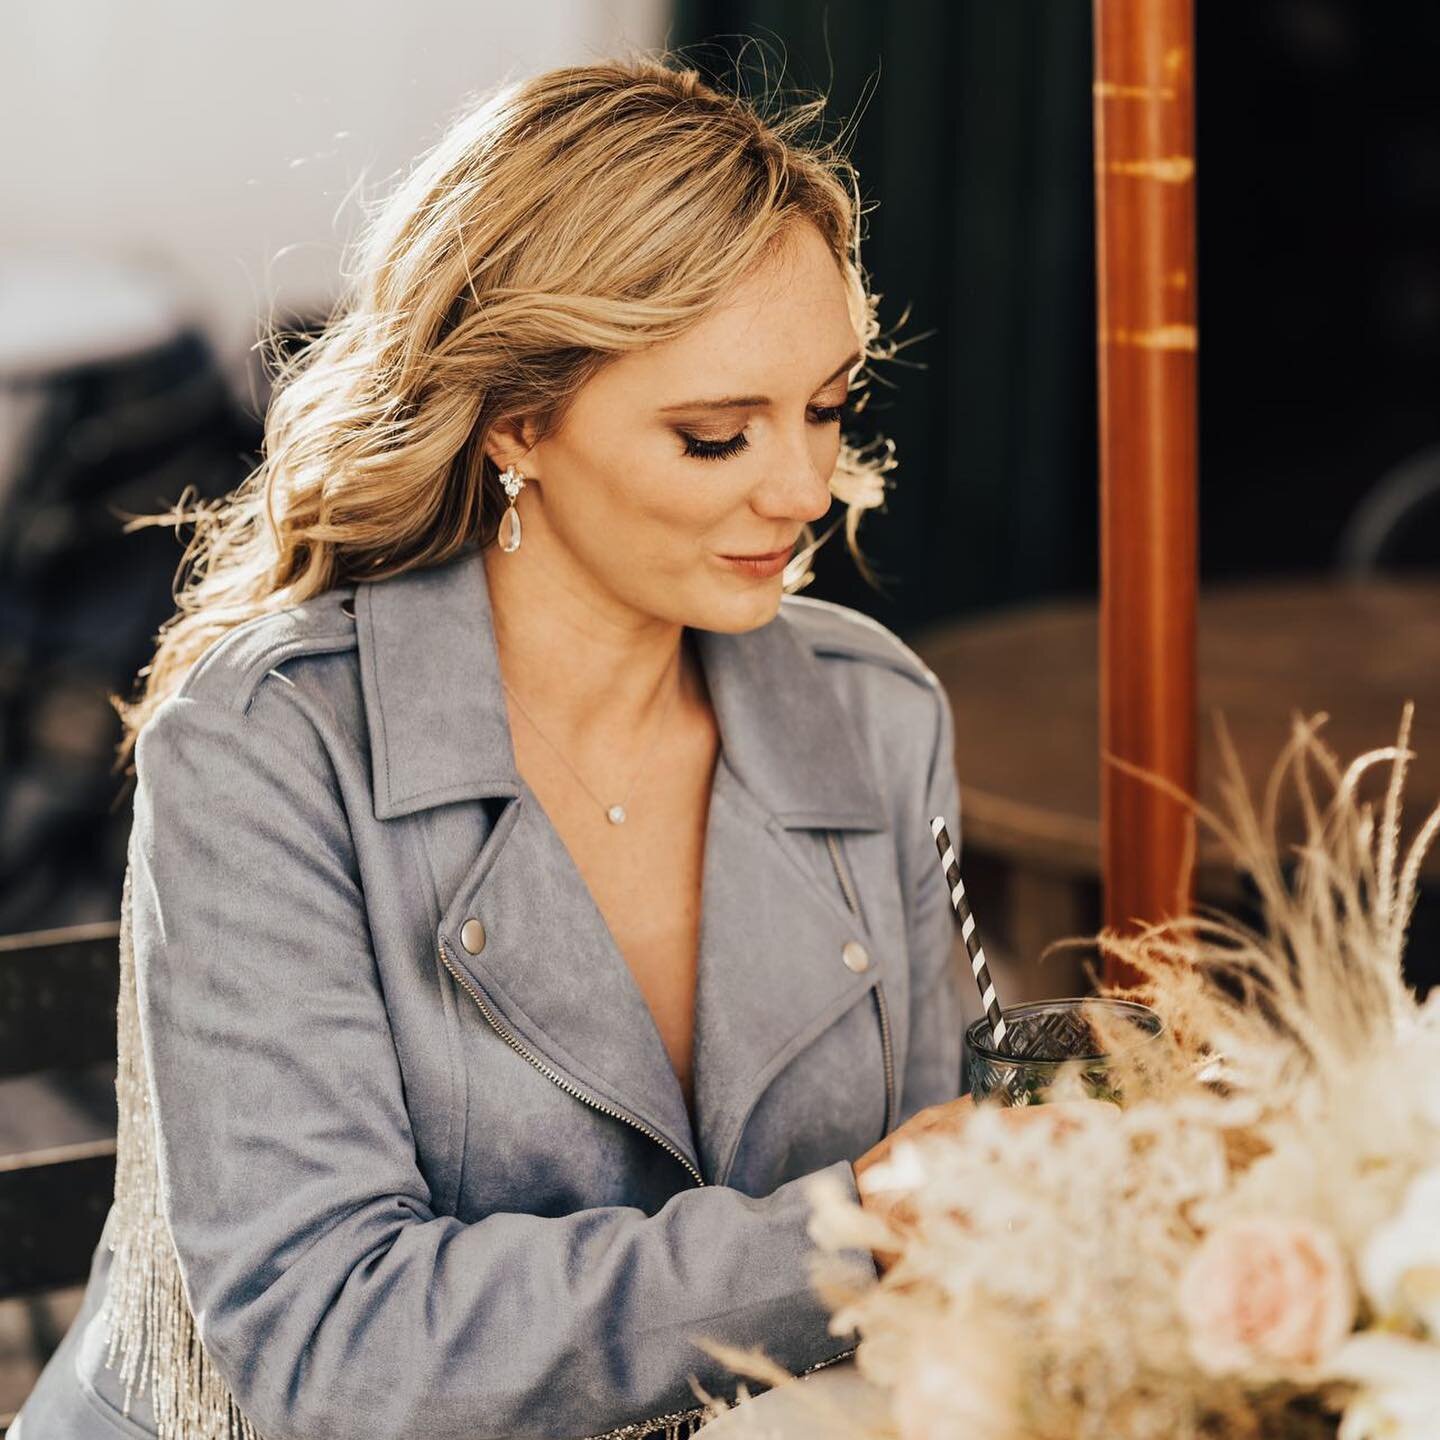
left=689, top=580, right=786, bottom=634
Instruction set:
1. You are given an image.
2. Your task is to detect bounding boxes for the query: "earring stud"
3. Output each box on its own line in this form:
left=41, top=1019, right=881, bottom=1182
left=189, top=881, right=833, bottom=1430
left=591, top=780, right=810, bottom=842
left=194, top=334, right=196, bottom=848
left=498, top=464, right=526, bottom=553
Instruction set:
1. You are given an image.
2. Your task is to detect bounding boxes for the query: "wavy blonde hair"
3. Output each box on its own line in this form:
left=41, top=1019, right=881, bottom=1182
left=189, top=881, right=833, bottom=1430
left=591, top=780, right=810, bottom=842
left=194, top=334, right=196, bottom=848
left=111, top=49, right=911, bottom=777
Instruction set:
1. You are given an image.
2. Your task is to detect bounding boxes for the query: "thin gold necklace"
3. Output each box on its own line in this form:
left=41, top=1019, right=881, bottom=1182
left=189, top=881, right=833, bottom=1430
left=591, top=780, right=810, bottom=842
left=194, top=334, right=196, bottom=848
left=501, top=645, right=682, bottom=825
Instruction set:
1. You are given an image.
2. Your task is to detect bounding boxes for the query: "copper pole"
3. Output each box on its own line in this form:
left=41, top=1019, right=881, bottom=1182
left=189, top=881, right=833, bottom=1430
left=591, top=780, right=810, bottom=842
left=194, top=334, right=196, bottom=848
left=1092, top=0, right=1199, bottom=980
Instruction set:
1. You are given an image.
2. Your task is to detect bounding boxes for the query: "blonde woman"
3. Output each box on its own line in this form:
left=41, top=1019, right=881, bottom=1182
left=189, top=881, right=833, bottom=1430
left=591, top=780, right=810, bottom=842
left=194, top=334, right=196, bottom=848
left=15, top=54, right=1017, bottom=1440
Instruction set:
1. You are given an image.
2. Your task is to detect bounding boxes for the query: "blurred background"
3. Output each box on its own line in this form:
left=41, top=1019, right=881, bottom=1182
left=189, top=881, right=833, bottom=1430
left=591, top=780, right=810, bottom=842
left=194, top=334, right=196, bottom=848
left=1, top=1, right=1438, bottom=1424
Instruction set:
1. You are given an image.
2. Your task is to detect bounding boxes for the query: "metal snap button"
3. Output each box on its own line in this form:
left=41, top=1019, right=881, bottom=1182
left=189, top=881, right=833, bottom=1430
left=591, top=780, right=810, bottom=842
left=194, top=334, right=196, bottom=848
left=841, top=940, right=869, bottom=973
left=460, top=918, right=487, bottom=955
left=340, top=597, right=356, bottom=618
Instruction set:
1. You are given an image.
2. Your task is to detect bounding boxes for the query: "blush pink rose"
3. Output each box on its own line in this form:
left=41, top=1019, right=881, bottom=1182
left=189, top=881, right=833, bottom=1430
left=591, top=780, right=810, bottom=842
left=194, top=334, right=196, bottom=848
left=1179, top=1216, right=1356, bottom=1377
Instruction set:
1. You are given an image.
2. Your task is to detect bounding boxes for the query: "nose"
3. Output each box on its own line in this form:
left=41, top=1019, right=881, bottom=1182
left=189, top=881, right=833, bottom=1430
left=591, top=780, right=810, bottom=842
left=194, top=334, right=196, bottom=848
left=751, top=428, right=836, bottom=525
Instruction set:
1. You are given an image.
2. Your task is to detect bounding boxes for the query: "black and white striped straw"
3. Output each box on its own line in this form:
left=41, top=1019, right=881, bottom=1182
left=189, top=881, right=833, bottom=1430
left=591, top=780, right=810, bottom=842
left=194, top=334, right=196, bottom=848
left=930, top=815, right=1010, bottom=1052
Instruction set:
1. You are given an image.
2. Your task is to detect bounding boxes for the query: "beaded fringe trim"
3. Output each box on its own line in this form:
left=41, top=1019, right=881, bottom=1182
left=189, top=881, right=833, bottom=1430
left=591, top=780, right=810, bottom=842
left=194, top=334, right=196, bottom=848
left=584, top=1404, right=712, bottom=1439
left=100, top=861, right=264, bottom=1439
left=577, top=1344, right=859, bottom=1440
left=98, top=860, right=856, bottom=1439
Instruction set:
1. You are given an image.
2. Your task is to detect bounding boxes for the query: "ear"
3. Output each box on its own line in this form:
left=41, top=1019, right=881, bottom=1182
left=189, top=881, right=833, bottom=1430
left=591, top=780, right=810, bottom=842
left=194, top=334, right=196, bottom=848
left=483, top=415, right=538, bottom=475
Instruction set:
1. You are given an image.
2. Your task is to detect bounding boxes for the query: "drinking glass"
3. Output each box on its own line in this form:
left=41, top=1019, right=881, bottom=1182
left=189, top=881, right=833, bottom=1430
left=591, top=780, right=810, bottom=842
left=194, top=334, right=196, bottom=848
left=964, top=996, right=1165, bottom=1107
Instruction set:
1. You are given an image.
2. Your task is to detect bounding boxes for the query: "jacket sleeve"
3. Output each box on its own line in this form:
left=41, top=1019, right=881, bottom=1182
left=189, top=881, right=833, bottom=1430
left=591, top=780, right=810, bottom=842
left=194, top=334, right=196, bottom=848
left=896, top=679, right=966, bottom=1122
left=129, top=685, right=875, bottom=1440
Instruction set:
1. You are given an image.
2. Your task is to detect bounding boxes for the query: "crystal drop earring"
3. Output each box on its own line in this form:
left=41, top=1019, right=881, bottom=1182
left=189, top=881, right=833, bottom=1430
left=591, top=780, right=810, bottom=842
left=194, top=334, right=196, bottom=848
left=498, top=464, right=526, bottom=553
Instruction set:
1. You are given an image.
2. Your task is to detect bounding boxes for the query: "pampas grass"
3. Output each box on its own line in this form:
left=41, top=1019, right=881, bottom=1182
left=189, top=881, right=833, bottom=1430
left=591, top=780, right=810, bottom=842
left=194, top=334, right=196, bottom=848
left=695, top=707, right=1440, bottom=1440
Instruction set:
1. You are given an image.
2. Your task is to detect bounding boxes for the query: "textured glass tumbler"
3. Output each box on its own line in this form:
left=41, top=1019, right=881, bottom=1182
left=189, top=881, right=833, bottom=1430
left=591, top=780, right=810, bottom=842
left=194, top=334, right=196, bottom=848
left=965, top=997, right=1165, bottom=1107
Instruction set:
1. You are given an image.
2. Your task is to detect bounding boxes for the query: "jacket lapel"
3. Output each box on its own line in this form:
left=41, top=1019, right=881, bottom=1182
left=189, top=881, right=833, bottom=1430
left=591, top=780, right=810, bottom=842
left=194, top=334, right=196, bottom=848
left=690, top=760, right=901, bottom=1186
left=355, top=543, right=893, bottom=1186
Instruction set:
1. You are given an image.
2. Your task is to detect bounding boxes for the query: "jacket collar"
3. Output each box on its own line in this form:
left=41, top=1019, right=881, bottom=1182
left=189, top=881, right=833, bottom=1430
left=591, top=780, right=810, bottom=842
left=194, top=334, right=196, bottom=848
left=354, top=542, right=887, bottom=833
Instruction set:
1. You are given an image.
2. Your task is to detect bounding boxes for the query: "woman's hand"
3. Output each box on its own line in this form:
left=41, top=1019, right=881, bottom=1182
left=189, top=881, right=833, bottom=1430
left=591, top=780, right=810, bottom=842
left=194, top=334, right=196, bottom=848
left=852, top=1094, right=1110, bottom=1276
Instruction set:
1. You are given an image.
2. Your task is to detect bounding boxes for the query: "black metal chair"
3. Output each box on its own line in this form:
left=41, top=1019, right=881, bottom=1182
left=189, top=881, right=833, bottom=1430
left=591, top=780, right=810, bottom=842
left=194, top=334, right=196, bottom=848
left=0, top=918, right=121, bottom=1431
left=0, top=916, right=120, bottom=1296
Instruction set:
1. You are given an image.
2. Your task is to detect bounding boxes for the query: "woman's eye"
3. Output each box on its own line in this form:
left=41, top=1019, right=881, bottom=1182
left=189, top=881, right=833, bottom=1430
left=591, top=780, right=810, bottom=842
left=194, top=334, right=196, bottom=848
left=679, top=402, right=855, bottom=463
left=681, top=429, right=750, bottom=462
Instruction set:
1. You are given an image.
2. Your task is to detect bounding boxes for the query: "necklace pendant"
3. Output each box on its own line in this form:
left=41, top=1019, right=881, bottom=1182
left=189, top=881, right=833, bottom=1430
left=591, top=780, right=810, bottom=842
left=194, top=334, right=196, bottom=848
left=607, top=804, right=627, bottom=825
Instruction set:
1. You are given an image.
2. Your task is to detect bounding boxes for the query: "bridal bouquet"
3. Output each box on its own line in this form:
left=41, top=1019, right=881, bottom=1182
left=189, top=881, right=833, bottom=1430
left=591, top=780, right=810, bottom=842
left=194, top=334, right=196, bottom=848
left=700, top=707, right=1440, bottom=1440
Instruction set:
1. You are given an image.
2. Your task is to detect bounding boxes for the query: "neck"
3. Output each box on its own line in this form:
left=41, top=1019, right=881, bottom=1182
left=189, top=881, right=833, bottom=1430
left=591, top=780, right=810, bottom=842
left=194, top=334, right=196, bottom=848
left=481, top=539, right=696, bottom=765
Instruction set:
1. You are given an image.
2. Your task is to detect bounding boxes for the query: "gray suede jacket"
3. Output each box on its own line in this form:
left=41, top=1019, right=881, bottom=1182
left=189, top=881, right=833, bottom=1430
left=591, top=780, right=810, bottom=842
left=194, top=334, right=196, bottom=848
left=14, top=540, right=966, bottom=1440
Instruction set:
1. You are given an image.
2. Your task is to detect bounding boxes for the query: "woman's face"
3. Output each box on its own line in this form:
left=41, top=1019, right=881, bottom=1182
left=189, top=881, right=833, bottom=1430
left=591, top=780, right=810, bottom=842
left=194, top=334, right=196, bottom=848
left=493, top=221, right=863, bottom=633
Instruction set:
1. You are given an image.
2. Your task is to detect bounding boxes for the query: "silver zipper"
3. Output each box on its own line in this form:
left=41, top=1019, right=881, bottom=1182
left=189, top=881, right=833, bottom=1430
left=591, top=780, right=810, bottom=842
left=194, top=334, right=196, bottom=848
left=442, top=930, right=861, bottom=1440
left=823, top=832, right=897, bottom=1137
left=872, top=985, right=896, bottom=1138
left=437, top=936, right=705, bottom=1188
left=822, top=830, right=863, bottom=917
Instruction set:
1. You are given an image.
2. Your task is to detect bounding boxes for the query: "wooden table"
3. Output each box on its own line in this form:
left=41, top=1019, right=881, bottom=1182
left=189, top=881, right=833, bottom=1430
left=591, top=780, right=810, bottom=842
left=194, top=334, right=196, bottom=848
left=910, top=578, right=1440, bottom=991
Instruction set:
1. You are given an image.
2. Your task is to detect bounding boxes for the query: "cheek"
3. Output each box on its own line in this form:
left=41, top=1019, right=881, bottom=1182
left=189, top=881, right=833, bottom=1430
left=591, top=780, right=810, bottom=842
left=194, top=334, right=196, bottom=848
left=615, top=448, right=750, bottom=539
left=549, top=419, right=759, bottom=556
left=653, top=474, right=746, bottom=537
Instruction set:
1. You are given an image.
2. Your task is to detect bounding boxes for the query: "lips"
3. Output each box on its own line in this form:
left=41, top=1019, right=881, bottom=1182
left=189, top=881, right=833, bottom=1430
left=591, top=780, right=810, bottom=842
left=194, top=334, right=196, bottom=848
left=720, top=543, right=797, bottom=561
left=720, top=544, right=800, bottom=578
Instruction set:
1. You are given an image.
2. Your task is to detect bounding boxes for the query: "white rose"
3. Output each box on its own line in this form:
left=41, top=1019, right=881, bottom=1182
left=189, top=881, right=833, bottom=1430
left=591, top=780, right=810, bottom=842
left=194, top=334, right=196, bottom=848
left=1359, top=1165, right=1440, bottom=1337
left=1330, top=1333, right=1440, bottom=1440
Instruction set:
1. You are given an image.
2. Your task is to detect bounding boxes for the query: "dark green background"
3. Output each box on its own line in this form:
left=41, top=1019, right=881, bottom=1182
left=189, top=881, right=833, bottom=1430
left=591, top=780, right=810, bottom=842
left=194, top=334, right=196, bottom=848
left=669, top=2, right=1103, bottom=633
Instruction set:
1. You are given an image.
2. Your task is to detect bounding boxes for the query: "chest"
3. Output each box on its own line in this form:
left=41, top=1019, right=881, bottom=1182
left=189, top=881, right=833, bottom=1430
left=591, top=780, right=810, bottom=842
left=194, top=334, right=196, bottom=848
left=509, top=711, right=722, bottom=1111
left=385, top=739, right=908, bottom=1213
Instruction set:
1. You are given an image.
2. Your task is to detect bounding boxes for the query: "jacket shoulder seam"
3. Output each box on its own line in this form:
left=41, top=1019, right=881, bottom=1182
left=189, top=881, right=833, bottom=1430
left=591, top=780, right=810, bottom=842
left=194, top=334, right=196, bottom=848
left=176, top=606, right=358, bottom=716
left=780, top=595, right=939, bottom=690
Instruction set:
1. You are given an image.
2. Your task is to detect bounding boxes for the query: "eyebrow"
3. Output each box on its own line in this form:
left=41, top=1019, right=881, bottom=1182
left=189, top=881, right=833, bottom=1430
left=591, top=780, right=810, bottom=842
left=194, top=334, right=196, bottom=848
left=657, top=350, right=862, bottom=414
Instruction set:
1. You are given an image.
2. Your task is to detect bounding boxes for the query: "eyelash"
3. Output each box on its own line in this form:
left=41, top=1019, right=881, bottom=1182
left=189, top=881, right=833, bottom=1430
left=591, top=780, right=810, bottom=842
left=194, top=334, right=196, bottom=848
left=679, top=403, right=854, bottom=462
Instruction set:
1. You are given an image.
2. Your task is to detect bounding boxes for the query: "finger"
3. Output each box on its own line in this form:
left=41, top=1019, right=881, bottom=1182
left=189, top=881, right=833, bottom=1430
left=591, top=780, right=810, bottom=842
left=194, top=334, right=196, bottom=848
left=999, top=1097, right=1120, bottom=1136
left=914, top=1095, right=973, bottom=1132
